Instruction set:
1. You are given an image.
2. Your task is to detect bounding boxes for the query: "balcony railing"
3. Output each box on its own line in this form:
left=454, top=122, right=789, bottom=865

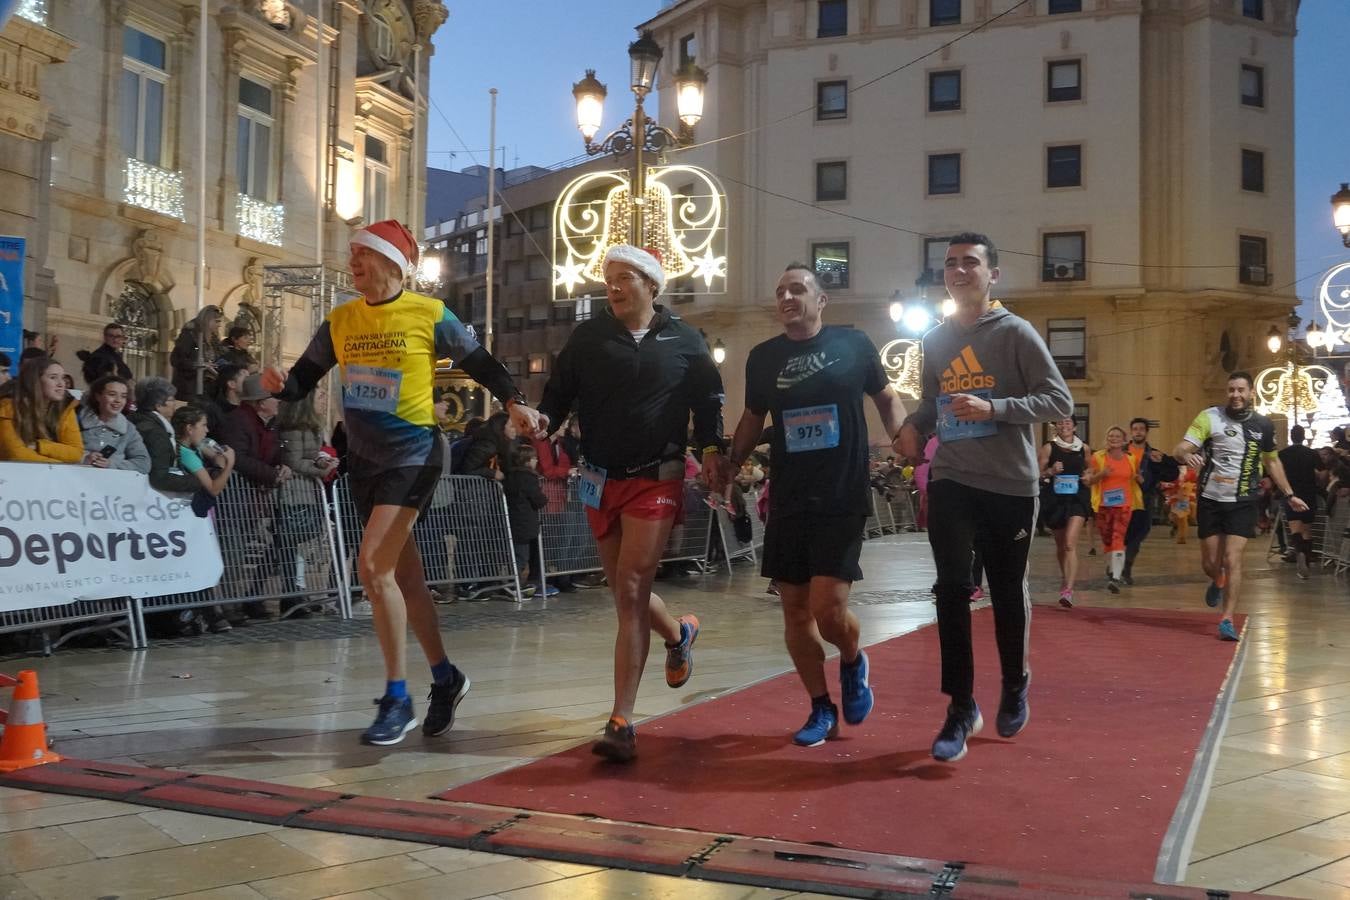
left=16, top=0, right=48, bottom=25
left=123, top=158, right=185, bottom=220
left=236, top=193, right=285, bottom=247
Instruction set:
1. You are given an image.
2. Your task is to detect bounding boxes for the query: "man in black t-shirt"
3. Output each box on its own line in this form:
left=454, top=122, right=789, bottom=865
left=726, top=262, right=907, bottom=748
left=1278, top=424, right=1324, bottom=578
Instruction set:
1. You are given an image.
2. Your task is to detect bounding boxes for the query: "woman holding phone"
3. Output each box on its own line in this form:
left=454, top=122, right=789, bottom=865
left=78, top=375, right=151, bottom=473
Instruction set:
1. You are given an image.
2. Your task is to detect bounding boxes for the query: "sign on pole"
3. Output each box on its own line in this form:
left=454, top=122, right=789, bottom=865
left=0, top=235, right=25, bottom=375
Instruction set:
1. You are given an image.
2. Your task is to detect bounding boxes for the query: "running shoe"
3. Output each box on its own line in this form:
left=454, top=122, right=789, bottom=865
left=766, top=580, right=780, bottom=596
left=591, top=716, right=637, bottom=762
left=1218, top=619, right=1239, bottom=642
left=1121, top=572, right=1134, bottom=586
left=970, top=586, right=986, bottom=602
left=793, top=703, right=840, bottom=747
left=1204, top=581, right=1223, bottom=607
left=361, top=695, right=418, bottom=746
left=1296, top=552, right=1310, bottom=579
left=1107, top=579, right=1121, bottom=594
left=665, top=614, right=700, bottom=688
left=932, top=701, right=983, bottom=763
left=996, top=679, right=1030, bottom=738
left=423, top=668, right=471, bottom=737
left=840, top=650, right=874, bottom=725
left=1058, top=588, right=1074, bottom=609
left=352, top=600, right=374, bottom=618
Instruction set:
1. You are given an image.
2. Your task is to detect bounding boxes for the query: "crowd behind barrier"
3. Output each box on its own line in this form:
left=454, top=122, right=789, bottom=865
left=2, top=466, right=1339, bottom=656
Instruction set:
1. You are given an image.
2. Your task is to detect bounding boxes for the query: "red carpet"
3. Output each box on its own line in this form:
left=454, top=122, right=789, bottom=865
left=442, top=606, right=1243, bottom=883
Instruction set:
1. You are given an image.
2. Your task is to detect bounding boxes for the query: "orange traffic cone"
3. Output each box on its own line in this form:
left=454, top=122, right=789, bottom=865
left=0, top=670, right=62, bottom=772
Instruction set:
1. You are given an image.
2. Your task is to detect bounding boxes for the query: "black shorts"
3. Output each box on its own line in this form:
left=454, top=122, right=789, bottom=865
left=348, top=438, right=447, bottom=520
left=761, top=513, right=866, bottom=585
left=1197, top=497, right=1258, bottom=539
left=1285, top=495, right=1317, bottom=524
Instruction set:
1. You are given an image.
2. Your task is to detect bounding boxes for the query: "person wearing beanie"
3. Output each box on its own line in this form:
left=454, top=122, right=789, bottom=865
left=263, top=218, right=544, bottom=747
left=538, top=243, right=729, bottom=763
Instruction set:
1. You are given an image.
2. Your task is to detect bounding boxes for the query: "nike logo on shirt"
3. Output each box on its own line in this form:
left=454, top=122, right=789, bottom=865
left=655, top=334, right=679, bottom=341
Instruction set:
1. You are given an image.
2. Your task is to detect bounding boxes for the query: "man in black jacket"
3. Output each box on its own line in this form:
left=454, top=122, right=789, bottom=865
left=80, top=323, right=134, bottom=385
left=129, top=377, right=198, bottom=495
left=1122, top=417, right=1181, bottom=584
left=538, top=244, right=727, bottom=763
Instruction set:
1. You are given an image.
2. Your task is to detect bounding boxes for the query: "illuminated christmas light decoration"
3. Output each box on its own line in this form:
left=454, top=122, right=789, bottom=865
left=1253, top=360, right=1336, bottom=426
left=880, top=338, right=923, bottom=400
left=552, top=164, right=727, bottom=301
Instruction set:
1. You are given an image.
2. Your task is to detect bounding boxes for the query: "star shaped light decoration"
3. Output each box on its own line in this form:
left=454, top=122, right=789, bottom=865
left=553, top=256, right=587, bottom=293
left=691, top=248, right=727, bottom=289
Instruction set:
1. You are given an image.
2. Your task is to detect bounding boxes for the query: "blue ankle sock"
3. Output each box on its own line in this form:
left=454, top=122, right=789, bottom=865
left=386, top=679, right=408, bottom=700
left=430, top=658, right=456, bottom=685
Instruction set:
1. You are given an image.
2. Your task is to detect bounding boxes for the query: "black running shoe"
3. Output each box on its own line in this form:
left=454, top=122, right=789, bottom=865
left=423, top=668, right=471, bottom=737
left=592, top=716, right=637, bottom=762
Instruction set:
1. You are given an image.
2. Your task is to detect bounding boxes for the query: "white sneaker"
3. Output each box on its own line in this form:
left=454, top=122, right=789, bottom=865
left=351, top=599, right=374, bottom=618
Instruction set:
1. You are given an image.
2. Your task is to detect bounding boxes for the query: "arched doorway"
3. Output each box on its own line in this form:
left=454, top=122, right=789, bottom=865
left=111, top=282, right=164, bottom=379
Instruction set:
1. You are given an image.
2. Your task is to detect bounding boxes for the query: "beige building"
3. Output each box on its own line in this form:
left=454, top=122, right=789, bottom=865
left=638, top=0, right=1298, bottom=445
left=0, top=0, right=446, bottom=382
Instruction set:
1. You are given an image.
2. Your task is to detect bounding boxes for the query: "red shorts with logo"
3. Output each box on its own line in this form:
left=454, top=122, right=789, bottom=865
left=585, top=477, right=685, bottom=541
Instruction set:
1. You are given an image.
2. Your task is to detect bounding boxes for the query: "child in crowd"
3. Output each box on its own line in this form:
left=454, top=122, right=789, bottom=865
left=1164, top=467, right=1198, bottom=544
left=172, top=404, right=236, bottom=502
left=504, top=443, right=548, bottom=594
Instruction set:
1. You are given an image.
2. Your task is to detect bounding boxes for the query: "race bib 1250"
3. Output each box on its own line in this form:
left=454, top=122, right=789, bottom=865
left=344, top=364, right=402, bottom=413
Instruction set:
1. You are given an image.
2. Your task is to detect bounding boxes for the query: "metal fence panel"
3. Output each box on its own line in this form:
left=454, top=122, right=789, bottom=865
left=139, top=477, right=342, bottom=620
left=538, top=479, right=602, bottom=576
left=331, top=473, right=523, bottom=601
left=0, top=598, right=144, bottom=653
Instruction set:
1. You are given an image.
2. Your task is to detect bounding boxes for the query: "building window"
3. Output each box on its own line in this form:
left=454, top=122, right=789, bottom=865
left=817, top=80, right=848, bottom=120
left=237, top=77, right=275, bottom=200
left=504, top=358, right=522, bottom=377
left=529, top=206, right=549, bottom=230
left=371, top=14, right=395, bottom=61
left=1240, top=64, right=1264, bottom=107
left=111, top=282, right=162, bottom=379
left=1047, top=60, right=1081, bottom=102
left=528, top=354, right=548, bottom=375
left=816, top=161, right=847, bottom=202
left=506, top=313, right=525, bottom=332
left=679, top=33, right=697, bottom=66
left=923, top=237, right=951, bottom=282
left=121, top=26, right=169, bottom=166
left=1242, top=0, right=1263, bottom=20
left=1241, top=148, right=1265, bottom=192
left=818, top=0, right=847, bottom=37
left=552, top=303, right=574, bottom=324
left=1072, top=403, right=1091, bottom=446
left=927, top=153, right=961, bottom=195
left=364, top=135, right=389, bottom=222
left=1046, top=144, right=1082, bottom=188
left=1048, top=0, right=1081, bottom=11
left=1047, top=318, right=1087, bottom=380
left=1042, top=231, right=1086, bottom=281
left=811, top=241, right=850, bottom=289
left=1238, top=235, right=1269, bottom=285
left=927, top=70, right=961, bottom=112
left=527, top=256, right=550, bottom=281
left=930, top=0, right=961, bottom=26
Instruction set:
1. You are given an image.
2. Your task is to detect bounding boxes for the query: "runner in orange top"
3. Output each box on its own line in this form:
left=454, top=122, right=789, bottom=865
left=1084, top=426, right=1140, bottom=594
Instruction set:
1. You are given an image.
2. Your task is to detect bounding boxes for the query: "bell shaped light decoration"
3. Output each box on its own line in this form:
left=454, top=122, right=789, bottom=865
left=573, top=69, right=607, bottom=143
left=628, top=31, right=663, bottom=98
left=674, top=61, right=708, bottom=128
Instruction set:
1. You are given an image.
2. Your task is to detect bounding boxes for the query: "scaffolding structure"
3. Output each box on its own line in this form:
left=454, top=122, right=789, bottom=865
left=262, top=265, right=358, bottom=432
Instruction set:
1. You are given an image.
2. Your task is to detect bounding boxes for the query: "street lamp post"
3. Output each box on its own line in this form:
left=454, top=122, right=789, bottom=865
left=572, top=32, right=709, bottom=246
left=1332, top=182, right=1350, bottom=249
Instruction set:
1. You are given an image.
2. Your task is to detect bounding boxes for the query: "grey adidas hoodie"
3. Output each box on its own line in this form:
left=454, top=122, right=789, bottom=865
left=904, top=303, right=1073, bottom=497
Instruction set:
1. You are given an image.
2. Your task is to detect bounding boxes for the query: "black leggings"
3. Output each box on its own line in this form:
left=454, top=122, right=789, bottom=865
left=927, top=479, right=1036, bottom=703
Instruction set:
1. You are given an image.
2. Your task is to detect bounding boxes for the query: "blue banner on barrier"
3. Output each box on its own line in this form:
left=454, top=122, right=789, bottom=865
left=0, top=235, right=24, bottom=375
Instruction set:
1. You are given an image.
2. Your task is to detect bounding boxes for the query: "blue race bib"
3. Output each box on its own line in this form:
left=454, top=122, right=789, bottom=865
left=1053, top=474, right=1080, bottom=495
left=937, top=390, right=997, bottom=442
left=1174, top=499, right=1190, bottom=512
left=343, top=364, right=402, bottom=413
left=578, top=463, right=606, bottom=510
left=1102, top=487, right=1126, bottom=507
left=782, top=404, right=841, bottom=453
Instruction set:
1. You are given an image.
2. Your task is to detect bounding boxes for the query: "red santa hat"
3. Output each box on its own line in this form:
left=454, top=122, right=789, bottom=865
left=350, top=219, right=419, bottom=278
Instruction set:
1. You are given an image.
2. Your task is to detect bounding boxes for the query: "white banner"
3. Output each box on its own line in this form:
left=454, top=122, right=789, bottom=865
left=0, top=462, right=223, bottom=611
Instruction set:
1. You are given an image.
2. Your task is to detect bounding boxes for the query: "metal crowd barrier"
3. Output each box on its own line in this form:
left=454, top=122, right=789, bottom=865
left=142, top=476, right=347, bottom=621
left=1315, top=499, right=1350, bottom=575
left=0, top=598, right=145, bottom=655
left=332, top=473, right=524, bottom=602
left=713, top=487, right=766, bottom=573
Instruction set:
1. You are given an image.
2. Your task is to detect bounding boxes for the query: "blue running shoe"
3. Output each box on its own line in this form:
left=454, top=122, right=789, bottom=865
left=793, top=704, right=840, bottom=747
left=996, top=679, right=1030, bottom=738
left=932, top=701, right=983, bottom=762
left=1205, top=582, right=1223, bottom=608
left=361, top=694, right=418, bottom=746
left=1218, top=619, right=1239, bottom=642
left=840, top=650, right=874, bottom=725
